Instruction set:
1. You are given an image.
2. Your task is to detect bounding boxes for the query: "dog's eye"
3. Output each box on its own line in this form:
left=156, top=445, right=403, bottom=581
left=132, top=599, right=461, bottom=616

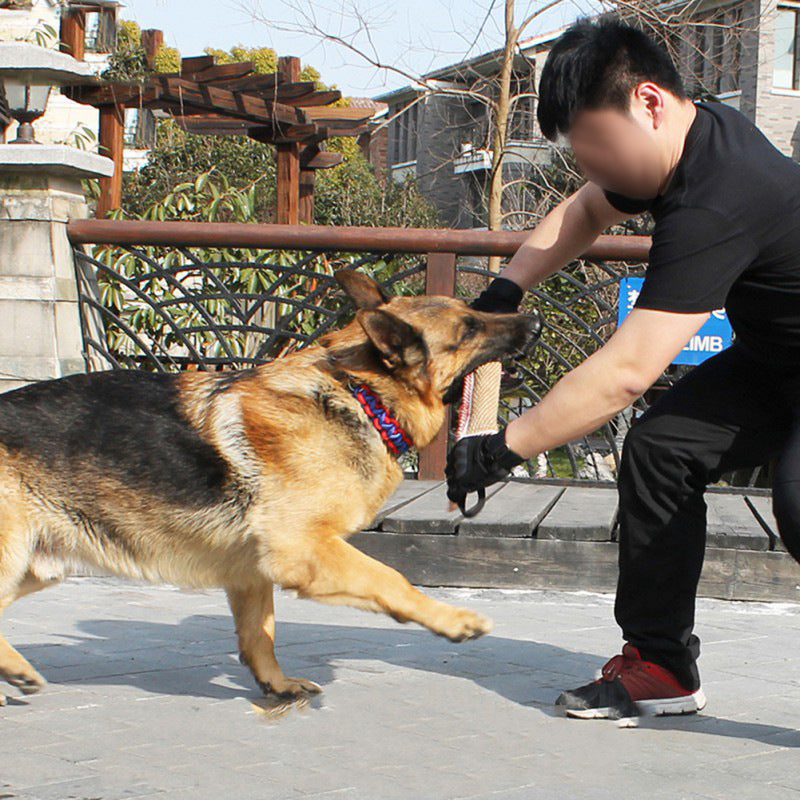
left=461, top=317, right=482, bottom=342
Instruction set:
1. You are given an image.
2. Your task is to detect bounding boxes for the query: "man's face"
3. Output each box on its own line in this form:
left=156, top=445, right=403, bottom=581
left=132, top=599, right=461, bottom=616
left=567, top=93, right=666, bottom=199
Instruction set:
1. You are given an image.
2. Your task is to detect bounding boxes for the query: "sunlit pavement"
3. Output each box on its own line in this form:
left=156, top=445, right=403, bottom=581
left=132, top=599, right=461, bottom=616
left=2, top=577, right=800, bottom=799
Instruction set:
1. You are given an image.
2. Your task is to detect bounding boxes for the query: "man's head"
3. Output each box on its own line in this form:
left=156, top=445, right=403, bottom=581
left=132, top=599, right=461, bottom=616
left=537, top=18, right=692, bottom=199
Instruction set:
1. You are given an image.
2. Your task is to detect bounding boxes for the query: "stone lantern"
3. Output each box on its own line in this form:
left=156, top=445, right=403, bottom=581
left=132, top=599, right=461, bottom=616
left=0, top=43, right=114, bottom=393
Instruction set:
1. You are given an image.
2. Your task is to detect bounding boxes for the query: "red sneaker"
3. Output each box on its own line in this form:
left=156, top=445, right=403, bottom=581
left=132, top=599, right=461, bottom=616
left=555, top=643, right=707, bottom=719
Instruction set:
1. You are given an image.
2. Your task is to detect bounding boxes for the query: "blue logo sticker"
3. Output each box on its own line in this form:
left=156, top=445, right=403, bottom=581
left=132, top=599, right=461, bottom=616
left=618, top=277, right=733, bottom=365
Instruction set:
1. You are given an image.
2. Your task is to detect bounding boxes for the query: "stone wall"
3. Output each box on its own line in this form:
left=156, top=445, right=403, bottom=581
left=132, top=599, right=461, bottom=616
left=0, top=169, right=95, bottom=393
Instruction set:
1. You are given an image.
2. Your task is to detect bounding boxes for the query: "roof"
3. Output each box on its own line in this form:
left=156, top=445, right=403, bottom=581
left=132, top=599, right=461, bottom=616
left=373, top=23, right=569, bottom=104
left=65, top=1, right=122, bottom=8
left=348, top=97, right=388, bottom=111
left=65, top=55, right=375, bottom=143
left=373, top=84, right=425, bottom=103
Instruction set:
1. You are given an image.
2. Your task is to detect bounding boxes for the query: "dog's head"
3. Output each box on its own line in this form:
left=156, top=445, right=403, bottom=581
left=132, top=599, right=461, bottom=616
left=331, top=269, right=541, bottom=405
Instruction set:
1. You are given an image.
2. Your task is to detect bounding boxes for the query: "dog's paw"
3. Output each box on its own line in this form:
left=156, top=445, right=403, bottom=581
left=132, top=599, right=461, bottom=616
left=440, top=608, right=493, bottom=642
left=258, top=676, right=323, bottom=699
left=2, top=668, right=46, bottom=696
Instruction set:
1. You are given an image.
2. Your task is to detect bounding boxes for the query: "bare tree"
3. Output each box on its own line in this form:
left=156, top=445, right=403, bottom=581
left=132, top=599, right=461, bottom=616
left=240, top=0, right=762, bottom=244
left=239, top=0, right=584, bottom=266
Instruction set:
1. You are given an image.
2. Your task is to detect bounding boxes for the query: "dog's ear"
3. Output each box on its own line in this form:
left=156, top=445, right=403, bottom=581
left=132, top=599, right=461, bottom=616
left=335, top=269, right=391, bottom=309
left=357, top=309, right=427, bottom=371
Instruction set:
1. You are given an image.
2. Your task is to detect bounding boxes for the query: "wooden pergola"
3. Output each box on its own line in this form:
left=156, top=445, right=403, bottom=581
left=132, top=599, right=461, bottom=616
left=64, top=51, right=376, bottom=220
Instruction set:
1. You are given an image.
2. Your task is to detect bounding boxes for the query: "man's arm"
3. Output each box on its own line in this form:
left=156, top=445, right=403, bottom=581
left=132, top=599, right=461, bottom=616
left=504, top=307, right=710, bottom=459
left=501, top=182, right=637, bottom=291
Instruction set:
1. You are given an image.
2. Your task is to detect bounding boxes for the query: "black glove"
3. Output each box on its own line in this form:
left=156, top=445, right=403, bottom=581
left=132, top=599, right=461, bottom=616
left=446, top=429, right=526, bottom=517
left=470, top=276, right=524, bottom=314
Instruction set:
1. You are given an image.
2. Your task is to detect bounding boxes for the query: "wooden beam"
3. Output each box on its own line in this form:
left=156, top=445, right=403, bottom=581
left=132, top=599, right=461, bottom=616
left=248, top=123, right=317, bottom=144
left=184, top=62, right=256, bottom=83
left=325, top=125, right=370, bottom=138
left=60, top=8, right=85, bottom=61
left=156, top=77, right=307, bottom=126
left=299, top=146, right=343, bottom=170
left=284, top=89, right=342, bottom=107
left=220, top=73, right=280, bottom=93
left=65, top=84, right=162, bottom=109
left=305, top=107, right=374, bottom=122
left=96, top=104, right=124, bottom=219
left=177, top=116, right=255, bottom=134
left=67, top=222, right=653, bottom=262
left=180, top=55, right=216, bottom=73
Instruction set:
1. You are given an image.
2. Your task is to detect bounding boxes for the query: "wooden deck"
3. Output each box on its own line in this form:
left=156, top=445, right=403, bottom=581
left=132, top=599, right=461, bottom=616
left=351, top=479, right=800, bottom=603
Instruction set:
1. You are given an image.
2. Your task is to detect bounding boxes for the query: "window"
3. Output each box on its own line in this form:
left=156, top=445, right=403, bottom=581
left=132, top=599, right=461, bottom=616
left=123, top=108, right=156, bottom=149
left=84, top=9, right=116, bottom=54
left=679, top=6, right=743, bottom=97
left=508, top=73, right=535, bottom=141
left=390, top=100, right=419, bottom=165
left=774, top=6, right=800, bottom=89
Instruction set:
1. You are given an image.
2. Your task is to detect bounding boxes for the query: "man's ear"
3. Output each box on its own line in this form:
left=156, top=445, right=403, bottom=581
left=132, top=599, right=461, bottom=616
left=357, top=309, right=428, bottom=371
left=335, top=269, right=391, bottom=309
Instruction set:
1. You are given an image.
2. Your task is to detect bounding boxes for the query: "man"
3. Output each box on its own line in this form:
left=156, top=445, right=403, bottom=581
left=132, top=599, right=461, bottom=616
left=447, top=17, right=800, bottom=719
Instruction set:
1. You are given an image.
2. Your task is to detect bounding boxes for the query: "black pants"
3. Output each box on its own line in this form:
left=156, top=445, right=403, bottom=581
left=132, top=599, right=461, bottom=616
left=615, top=342, right=800, bottom=690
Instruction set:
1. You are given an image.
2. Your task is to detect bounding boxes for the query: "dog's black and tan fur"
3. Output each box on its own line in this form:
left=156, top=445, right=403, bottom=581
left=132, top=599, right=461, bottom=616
left=0, top=270, right=539, bottom=704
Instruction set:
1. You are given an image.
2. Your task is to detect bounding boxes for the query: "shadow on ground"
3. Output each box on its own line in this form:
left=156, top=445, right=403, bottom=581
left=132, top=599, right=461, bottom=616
left=7, top=612, right=800, bottom=749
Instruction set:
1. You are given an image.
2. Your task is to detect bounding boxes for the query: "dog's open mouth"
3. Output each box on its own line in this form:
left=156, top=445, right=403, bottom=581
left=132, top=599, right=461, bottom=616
left=442, top=356, right=518, bottom=405
left=442, top=313, right=542, bottom=404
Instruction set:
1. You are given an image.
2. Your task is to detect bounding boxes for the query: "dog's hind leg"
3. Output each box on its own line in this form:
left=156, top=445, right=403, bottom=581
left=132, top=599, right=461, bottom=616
left=0, top=490, right=56, bottom=704
left=274, top=537, right=493, bottom=642
left=0, top=572, right=56, bottom=705
left=226, top=580, right=322, bottom=699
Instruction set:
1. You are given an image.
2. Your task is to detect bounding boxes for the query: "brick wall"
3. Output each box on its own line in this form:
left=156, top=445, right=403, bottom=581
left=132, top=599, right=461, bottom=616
left=415, top=93, right=475, bottom=228
left=750, top=0, right=800, bottom=158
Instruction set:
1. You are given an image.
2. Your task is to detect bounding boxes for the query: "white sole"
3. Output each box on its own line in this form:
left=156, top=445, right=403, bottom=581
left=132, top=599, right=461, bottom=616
left=564, top=688, right=707, bottom=720
left=636, top=688, right=707, bottom=716
left=565, top=706, right=617, bottom=719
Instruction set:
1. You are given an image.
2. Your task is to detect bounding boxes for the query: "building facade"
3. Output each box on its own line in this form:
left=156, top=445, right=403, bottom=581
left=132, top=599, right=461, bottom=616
left=374, top=29, right=562, bottom=228
left=375, top=1, right=800, bottom=228
left=0, top=0, right=154, bottom=169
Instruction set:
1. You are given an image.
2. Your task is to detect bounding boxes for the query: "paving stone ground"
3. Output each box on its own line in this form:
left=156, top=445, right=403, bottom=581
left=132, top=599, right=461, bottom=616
left=2, top=577, right=800, bottom=800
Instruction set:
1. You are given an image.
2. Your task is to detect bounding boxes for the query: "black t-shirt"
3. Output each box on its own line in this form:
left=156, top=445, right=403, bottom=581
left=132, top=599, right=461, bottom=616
left=604, top=101, right=800, bottom=366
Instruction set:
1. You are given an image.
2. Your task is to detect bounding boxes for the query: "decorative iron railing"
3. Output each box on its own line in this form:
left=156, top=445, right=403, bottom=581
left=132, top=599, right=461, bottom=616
left=73, top=245, right=418, bottom=371
left=67, top=220, right=766, bottom=487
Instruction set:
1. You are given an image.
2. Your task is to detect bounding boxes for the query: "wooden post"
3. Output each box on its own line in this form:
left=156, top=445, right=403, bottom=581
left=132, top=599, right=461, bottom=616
left=276, top=143, right=300, bottom=224
left=417, top=251, right=457, bottom=480
left=141, top=29, right=164, bottom=71
left=60, top=8, right=86, bottom=60
left=96, top=104, right=124, bottom=218
left=299, top=168, right=315, bottom=224
left=275, top=56, right=301, bottom=225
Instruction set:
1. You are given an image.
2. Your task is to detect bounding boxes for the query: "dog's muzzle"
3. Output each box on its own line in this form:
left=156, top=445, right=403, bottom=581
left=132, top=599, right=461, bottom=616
left=442, top=312, right=543, bottom=405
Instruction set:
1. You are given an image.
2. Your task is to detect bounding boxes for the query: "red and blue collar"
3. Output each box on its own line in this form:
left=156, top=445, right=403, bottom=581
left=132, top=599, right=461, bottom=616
left=351, top=382, right=413, bottom=457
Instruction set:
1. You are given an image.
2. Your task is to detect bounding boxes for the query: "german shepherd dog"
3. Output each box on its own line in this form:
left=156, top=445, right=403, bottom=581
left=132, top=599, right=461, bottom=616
left=0, top=269, right=539, bottom=705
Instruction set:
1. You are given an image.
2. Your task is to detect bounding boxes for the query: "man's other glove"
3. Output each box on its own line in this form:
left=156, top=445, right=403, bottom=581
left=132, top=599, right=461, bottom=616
left=470, top=276, right=524, bottom=314
left=446, top=429, right=526, bottom=517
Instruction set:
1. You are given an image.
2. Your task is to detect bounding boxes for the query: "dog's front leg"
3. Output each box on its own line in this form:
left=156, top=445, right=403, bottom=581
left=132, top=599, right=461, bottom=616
left=225, top=581, right=322, bottom=699
left=276, top=537, right=493, bottom=642
left=0, top=572, right=57, bottom=704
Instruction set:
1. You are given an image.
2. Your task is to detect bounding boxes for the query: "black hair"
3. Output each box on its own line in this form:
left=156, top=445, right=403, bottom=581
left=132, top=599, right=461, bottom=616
left=536, top=18, right=687, bottom=141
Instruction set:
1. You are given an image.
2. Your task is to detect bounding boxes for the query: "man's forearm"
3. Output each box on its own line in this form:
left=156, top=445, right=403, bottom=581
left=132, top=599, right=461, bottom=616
left=503, top=307, right=710, bottom=460
left=501, top=183, right=615, bottom=291
left=504, top=352, right=639, bottom=460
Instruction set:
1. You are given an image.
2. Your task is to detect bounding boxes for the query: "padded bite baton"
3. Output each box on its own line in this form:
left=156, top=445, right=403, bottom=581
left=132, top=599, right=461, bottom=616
left=452, top=360, right=502, bottom=517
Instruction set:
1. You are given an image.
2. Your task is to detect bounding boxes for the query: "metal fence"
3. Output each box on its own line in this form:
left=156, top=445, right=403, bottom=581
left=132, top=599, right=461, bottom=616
left=67, top=220, right=766, bottom=487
